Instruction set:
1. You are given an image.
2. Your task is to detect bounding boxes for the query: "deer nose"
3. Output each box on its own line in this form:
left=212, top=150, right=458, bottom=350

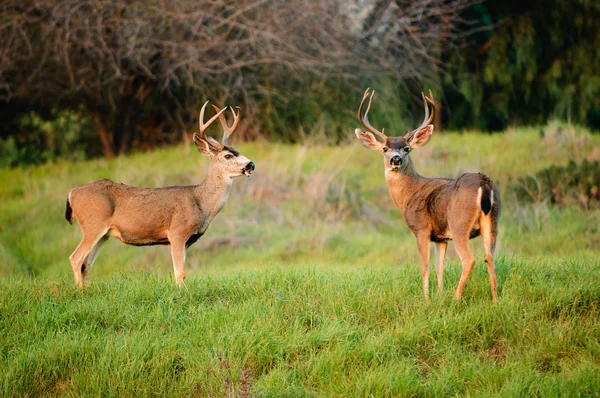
left=390, top=156, right=402, bottom=166
left=245, top=161, right=255, bottom=171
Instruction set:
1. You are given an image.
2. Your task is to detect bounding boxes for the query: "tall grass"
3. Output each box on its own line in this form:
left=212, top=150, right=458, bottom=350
left=1, top=124, right=598, bottom=279
left=1, top=125, right=599, bottom=396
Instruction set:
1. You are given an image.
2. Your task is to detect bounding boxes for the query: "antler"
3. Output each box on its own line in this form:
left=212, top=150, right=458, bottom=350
left=212, top=105, right=240, bottom=145
left=198, top=101, right=228, bottom=149
left=358, top=88, right=388, bottom=142
left=406, top=90, right=435, bottom=139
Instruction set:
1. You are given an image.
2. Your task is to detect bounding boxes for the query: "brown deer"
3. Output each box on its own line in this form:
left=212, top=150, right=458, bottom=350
left=354, top=88, right=500, bottom=301
left=65, top=101, right=255, bottom=288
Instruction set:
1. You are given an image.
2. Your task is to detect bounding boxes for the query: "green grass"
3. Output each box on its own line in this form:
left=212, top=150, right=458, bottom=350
left=2, top=260, right=599, bottom=396
left=1, top=124, right=599, bottom=396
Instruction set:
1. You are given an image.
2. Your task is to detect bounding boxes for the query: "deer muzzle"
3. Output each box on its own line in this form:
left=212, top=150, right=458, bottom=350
left=243, top=161, right=255, bottom=176
left=390, top=155, right=402, bottom=166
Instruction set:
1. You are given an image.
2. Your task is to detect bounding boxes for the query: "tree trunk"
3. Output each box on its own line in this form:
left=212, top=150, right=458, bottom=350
left=113, top=99, right=135, bottom=155
left=434, top=99, right=442, bottom=132
left=113, top=77, right=150, bottom=155
left=91, top=111, right=115, bottom=159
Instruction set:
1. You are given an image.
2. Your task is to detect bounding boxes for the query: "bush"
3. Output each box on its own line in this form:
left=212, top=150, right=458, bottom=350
left=0, top=109, right=93, bottom=167
left=511, top=159, right=600, bottom=209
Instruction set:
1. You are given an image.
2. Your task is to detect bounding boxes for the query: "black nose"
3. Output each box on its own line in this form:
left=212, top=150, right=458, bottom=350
left=390, top=156, right=402, bottom=166
left=245, top=161, right=255, bottom=171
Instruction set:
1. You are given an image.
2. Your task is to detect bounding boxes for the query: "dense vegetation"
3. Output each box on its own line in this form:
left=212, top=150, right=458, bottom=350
left=1, top=0, right=599, bottom=167
left=1, top=125, right=599, bottom=395
left=443, top=0, right=600, bottom=131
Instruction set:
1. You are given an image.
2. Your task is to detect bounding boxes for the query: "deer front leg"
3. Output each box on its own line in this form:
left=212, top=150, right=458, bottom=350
left=416, top=234, right=431, bottom=298
left=435, top=241, right=447, bottom=293
left=168, top=235, right=187, bottom=286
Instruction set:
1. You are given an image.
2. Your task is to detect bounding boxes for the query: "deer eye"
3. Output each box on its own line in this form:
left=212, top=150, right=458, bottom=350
left=224, top=153, right=233, bottom=159
left=383, top=147, right=388, bottom=152
left=404, top=146, right=411, bottom=152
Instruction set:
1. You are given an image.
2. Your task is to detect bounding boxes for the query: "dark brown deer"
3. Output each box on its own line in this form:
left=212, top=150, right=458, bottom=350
left=354, top=88, right=500, bottom=301
left=65, top=102, right=255, bottom=287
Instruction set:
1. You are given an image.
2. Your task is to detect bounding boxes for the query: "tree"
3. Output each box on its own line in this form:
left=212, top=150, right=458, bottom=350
left=1, top=0, right=474, bottom=159
left=442, top=0, right=600, bottom=131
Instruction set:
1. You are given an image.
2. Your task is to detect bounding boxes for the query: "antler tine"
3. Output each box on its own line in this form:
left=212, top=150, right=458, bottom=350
left=212, top=105, right=241, bottom=145
left=407, top=91, right=435, bottom=138
left=358, top=88, right=387, bottom=141
left=198, top=101, right=227, bottom=148
left=425, top=89, right=435, bottom=106
left=424, top=90, right=435, bottom=125
left=421, top=93, right=431, bottom=126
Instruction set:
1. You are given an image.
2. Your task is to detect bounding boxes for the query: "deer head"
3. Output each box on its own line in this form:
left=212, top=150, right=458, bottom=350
left=355, top=88, right=435, bottom=172
left=193, top=101, right=255, bottom=178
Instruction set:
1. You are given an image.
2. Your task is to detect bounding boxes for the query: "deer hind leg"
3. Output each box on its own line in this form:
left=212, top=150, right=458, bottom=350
left=81, top=235, right=109, bottom=287
left=435, top=241, right=447, bottom=293
left=480, top=213, right=498, bottom=302
left=453, top=233, right=476, bottom=301
left=168, top=235, right=187, bottom=286
left=416, top=234, right=431, bottom=299
left=69, top=228, right=108, bottom=288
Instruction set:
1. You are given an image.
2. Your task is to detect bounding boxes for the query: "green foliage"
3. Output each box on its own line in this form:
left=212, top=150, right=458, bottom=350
left=253, top=76, right=418, bottom=144
left=508, top=121, right=600, bottom=209
left=0, top=109, right=93, bottom=167
left=444, top=0, right=600, bottom=131
left=512, top=159, right=600, bottom=209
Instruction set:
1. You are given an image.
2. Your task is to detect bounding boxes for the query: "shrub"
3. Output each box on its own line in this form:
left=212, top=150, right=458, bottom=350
left=511, top=159, right=600, bottom=209
left=0, top=109, right=93, bottom=167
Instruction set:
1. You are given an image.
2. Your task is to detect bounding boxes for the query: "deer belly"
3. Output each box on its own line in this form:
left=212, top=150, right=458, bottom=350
left=468, top=219, right=481, bottom=239
left=109, top=226, right=170, bottom=246
left=430, top=222, right=452, bottom=242
left=430, top=230, right=452, bottom=242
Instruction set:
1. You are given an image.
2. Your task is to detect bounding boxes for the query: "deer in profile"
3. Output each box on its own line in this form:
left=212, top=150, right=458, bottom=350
left=65, top=101, right=255, bottom=288
left=354, top=89, right=500, bottom=301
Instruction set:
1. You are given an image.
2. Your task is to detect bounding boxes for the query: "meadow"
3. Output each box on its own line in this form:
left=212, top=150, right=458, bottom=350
left=1, top=124, right=599, bottom=396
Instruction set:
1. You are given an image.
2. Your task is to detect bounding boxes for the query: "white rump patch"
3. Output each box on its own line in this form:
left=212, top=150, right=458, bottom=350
left=477, top=186, right=494, bottom=211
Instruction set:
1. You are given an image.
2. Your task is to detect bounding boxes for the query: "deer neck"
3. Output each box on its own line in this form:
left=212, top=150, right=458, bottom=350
left=195, top=165, right=233, bottom=220
left=384, top=156, right=425, bottom=213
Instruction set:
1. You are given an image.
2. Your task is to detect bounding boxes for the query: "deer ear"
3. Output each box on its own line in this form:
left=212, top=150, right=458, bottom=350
left=355, top=128, right=383, bottom=151
left=407, top=125, right=433, bottom=148
left=193, top=133, right=218, bottom=157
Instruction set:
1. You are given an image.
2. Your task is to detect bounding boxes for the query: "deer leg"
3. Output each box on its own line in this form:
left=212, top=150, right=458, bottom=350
left=169, top=236, right=187, bottom=286
left=453, top=234, right=476, bottom=300
left=480, top=214, right=498, bottom=302
left=69, top=229, right=108, bottom=288
left=82, top=235, right=109, bottom=287
left=416, top=235, right=431, bottom=298
left=435, top=241, right=447, bottom=293
left=484, top=251, right=497, bottom=303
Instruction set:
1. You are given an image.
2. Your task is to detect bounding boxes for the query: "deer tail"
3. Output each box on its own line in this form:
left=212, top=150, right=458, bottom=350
left=65, top=193, right=73, bottom=225
left=478, top=186, right=493, bottom=216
